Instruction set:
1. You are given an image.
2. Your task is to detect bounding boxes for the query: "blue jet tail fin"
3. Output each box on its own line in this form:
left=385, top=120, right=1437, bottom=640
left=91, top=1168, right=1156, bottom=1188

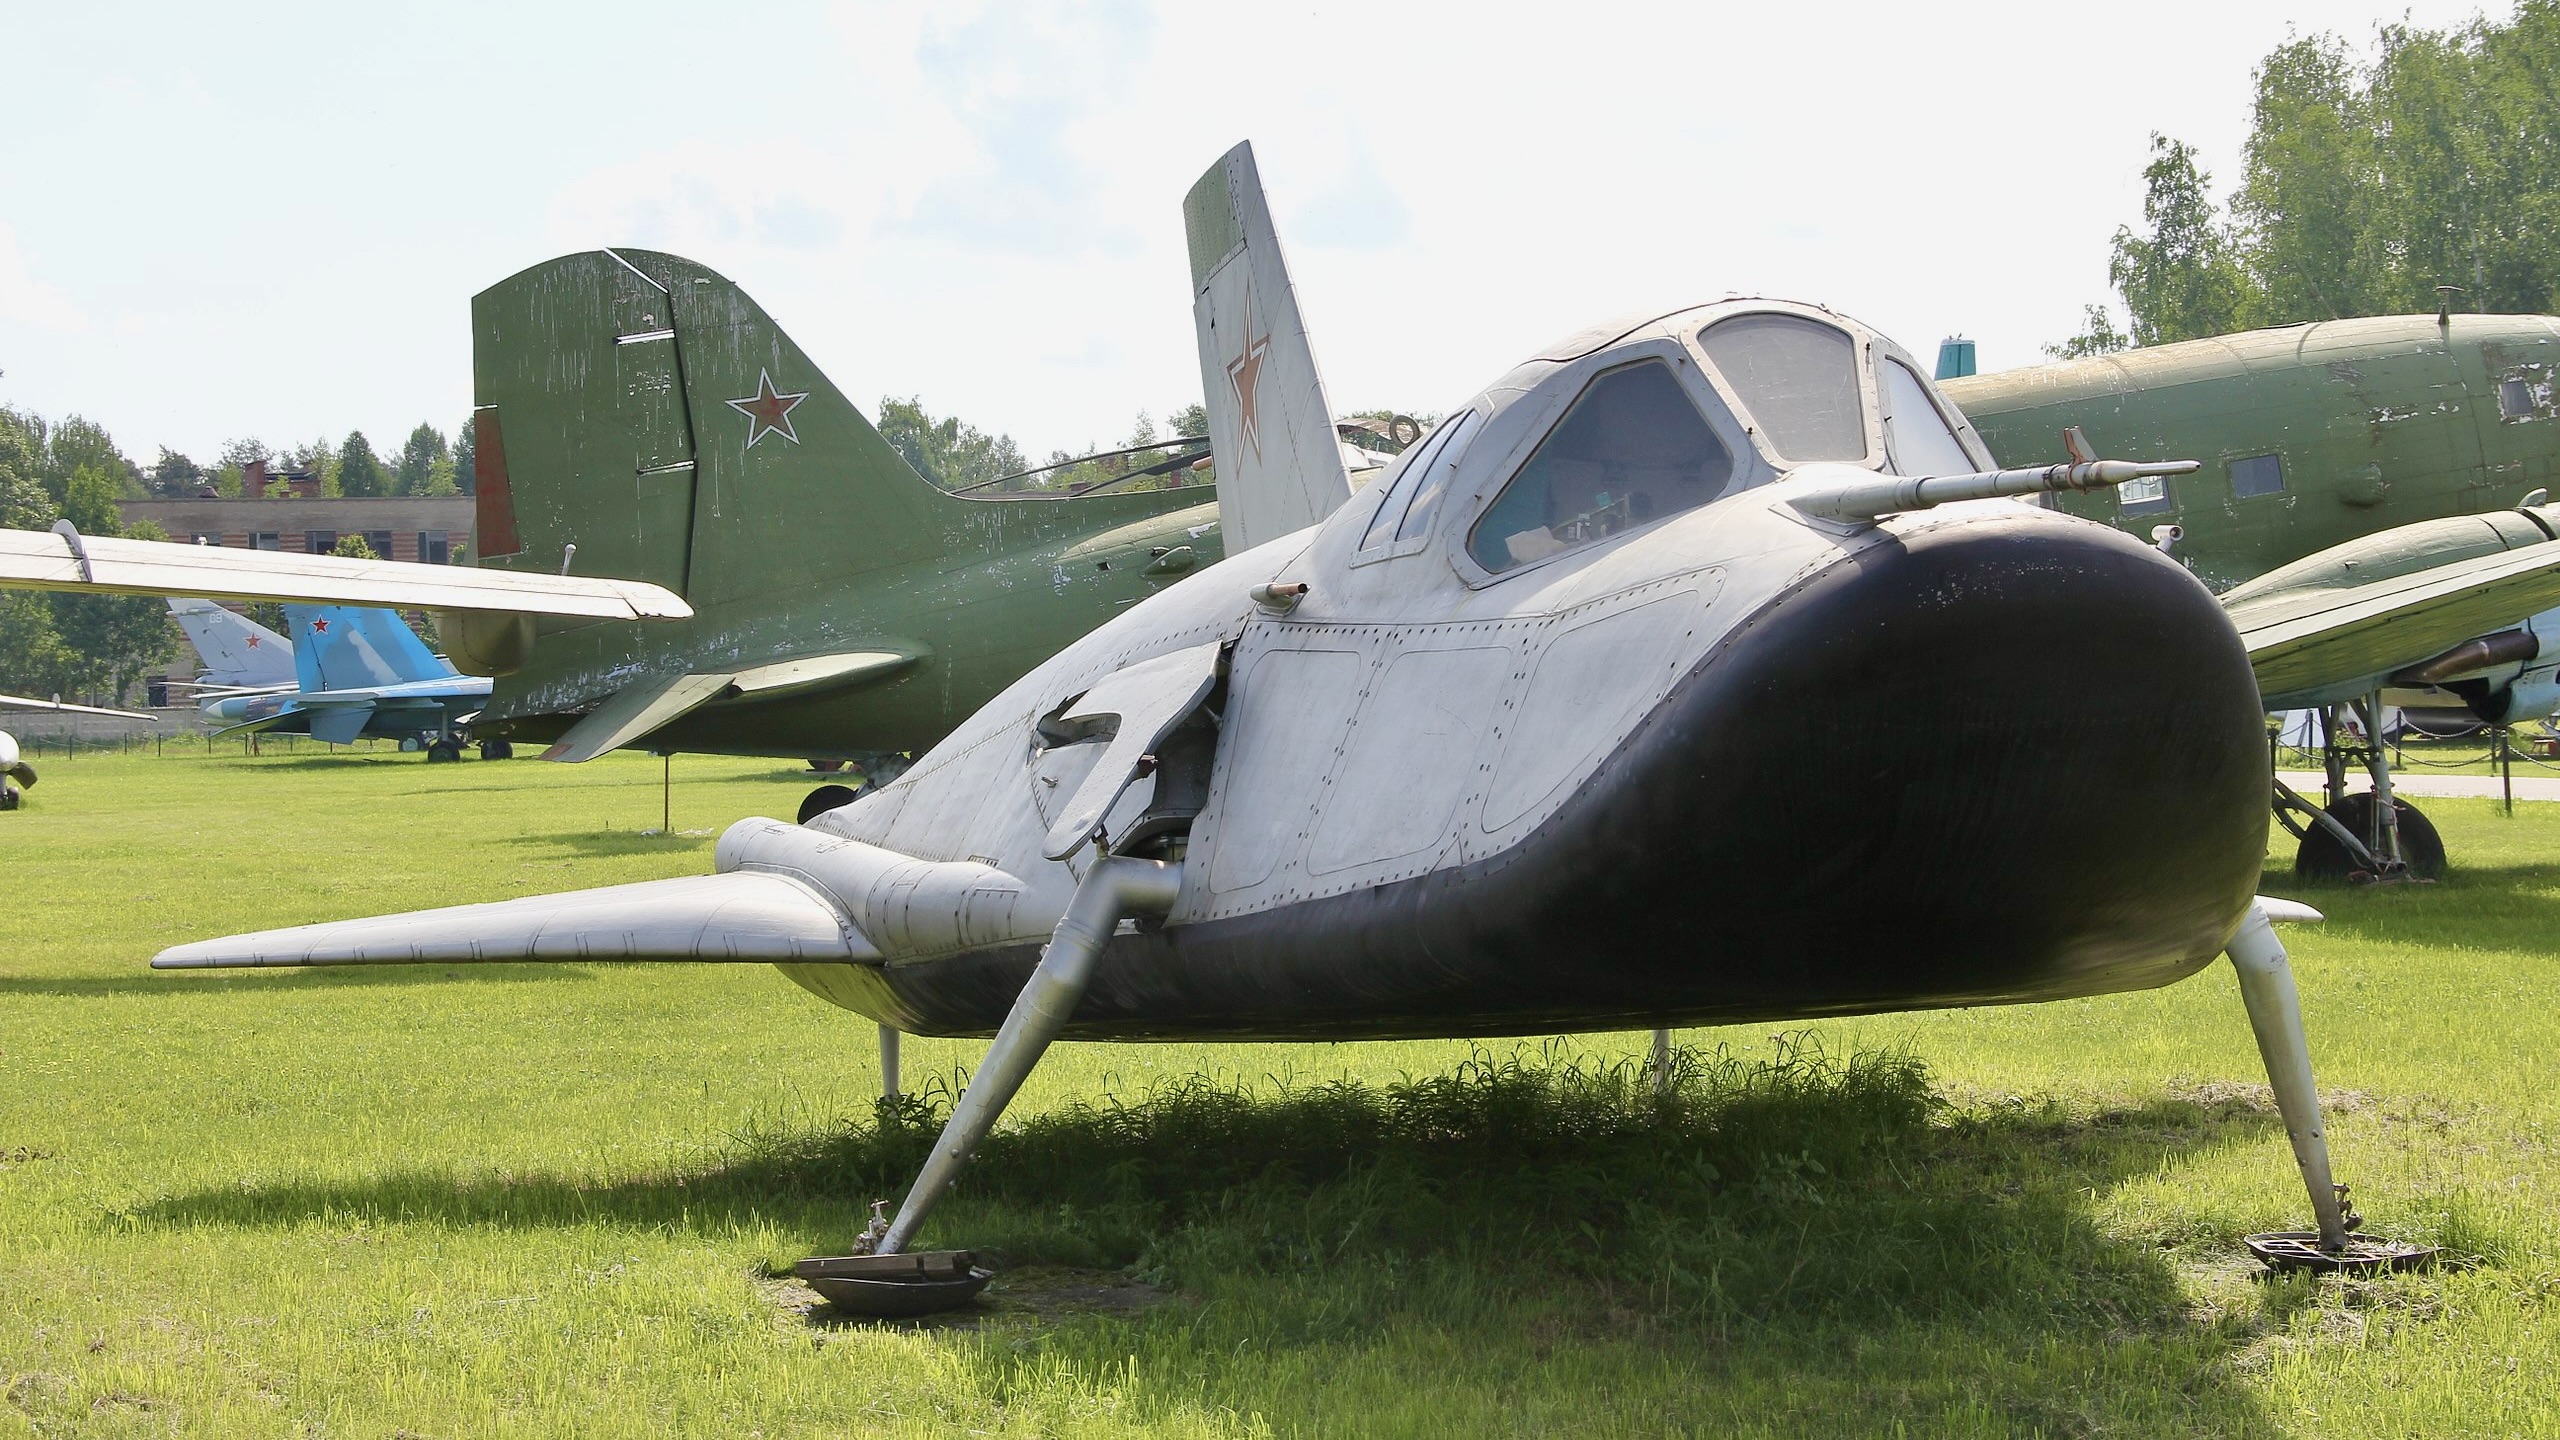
left=281, top=606, right=457, bottom=692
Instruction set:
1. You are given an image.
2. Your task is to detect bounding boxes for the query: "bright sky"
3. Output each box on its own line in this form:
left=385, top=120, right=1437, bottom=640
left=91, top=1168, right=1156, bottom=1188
left=0, top=0, right=2507, bottom=467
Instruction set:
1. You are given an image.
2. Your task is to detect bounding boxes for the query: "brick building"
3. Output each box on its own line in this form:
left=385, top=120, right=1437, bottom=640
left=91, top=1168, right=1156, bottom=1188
left=117, top=495, right=476, bottom=565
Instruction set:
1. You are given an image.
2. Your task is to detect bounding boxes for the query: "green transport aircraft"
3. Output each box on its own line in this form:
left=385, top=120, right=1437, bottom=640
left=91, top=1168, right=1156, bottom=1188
left=453, top=247, right=1234, bottom=774
left=1943, top=313, right=2560, bottom=879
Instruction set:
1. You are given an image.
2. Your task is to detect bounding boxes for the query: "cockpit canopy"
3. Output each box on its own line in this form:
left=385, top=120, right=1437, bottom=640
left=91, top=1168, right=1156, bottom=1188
left=1356, top=300, right=1992, bottom=583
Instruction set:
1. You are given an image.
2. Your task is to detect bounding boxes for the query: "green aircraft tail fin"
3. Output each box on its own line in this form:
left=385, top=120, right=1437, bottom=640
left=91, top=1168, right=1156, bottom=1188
left=470, top=249, right=946, bottom=609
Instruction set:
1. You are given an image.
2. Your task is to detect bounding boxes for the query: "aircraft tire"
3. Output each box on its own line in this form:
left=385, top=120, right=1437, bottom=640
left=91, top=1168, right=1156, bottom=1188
left=0, top=783, right=18, bottom=811
left=2294, top=792, right=2447, bottom=881
left=797, top=783, right=860, bottom=825
left=478, top=740, right=515, bottom=760
left=426, top=739, right=464, bottom=764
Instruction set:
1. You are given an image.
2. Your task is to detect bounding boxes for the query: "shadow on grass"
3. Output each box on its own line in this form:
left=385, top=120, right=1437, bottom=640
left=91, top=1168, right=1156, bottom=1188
left=141, top=1039, right=2290, bottom=1433
left=0, top=964, right=601, bottom=997
left=502, top=830, right=720, bottom=859
left=2263, top=857, right=2560, bottom=951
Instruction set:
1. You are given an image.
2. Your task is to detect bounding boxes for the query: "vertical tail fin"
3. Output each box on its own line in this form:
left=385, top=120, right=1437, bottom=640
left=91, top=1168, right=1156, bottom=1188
left=164, top=598, right=296, bottom=689
left=1185, top=142, right=1354, bottom=552
left=469, top=249, right=949, bottom=612
left=281, top=606, right=456, bottom=692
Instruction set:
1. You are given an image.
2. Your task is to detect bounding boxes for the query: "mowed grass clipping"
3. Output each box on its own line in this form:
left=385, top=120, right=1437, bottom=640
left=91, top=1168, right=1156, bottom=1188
left=4, top=749, right=2560, bottom=1437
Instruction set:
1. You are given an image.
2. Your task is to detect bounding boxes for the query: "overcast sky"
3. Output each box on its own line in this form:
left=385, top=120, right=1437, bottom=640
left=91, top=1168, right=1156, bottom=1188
left=0, top=0, right=2507, bottom=467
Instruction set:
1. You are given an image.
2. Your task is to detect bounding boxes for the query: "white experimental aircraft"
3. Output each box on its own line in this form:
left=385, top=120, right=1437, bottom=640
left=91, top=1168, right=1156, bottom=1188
left=145, top=143, right=2433, bottom=1308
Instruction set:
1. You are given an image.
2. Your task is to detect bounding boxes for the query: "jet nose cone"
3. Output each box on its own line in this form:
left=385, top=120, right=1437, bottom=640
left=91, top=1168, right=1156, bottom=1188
left=1614, top=507, right=2268, bottom=1016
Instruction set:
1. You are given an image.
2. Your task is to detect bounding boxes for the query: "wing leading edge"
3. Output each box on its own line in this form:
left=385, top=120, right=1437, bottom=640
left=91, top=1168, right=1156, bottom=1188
left=2232, top=543, right=2560, bottom=707
left=0, top=525, right=689, bottom=622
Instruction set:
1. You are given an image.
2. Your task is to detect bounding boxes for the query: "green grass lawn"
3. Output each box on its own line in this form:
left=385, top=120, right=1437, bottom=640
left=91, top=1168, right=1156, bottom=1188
left=6, top=748, right=2560, bottom=1436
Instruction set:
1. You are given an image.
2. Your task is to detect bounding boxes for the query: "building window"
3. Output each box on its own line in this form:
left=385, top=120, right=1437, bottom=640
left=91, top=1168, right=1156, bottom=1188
left=2230, top=453, right=2285, bottom=498
left=419, top=530, right=450, bottom=564
left=251, top=532, right=282, bottom=551
left=188, top=532, right=222, bottom=546
left=362, top=530, right=395, bottom=559
left=305, top=530, right=338, bottom=554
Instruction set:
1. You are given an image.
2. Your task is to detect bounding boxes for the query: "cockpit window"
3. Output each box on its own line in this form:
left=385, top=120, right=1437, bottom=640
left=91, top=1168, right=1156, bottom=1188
left=1878, top=359, right=1975, bottom=476
left=1358, top=413, right=1464, bottom=550
left=1696, top=314, right=1867, bottom=462
left=1467, top=361, right=1734, bottom=574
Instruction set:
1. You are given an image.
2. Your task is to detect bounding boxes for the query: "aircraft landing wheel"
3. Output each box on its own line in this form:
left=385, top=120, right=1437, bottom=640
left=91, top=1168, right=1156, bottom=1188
left=2294, top=792, right=2447, bottom=882
left=0, top=783, right=19, bottom=811
left=426, top=739, right=464, bottom=764
left=399, top=737, right=422, bottom=752
left=478, top=739, right=514, bottom=760
left=797, top=783, right=861, bottom=825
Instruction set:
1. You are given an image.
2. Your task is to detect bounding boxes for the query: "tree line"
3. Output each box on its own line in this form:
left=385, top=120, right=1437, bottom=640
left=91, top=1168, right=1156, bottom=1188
left=150, top=420, right=477, bottom=500
left=0, top=407, right=180, bottom=704
left=2057, top=2, right=2560, bottom=355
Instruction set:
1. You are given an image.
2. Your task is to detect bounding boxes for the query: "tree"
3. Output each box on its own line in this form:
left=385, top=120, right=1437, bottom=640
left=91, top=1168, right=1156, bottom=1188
left=22, top=414, right=140, bottom=508
left=60, top=464, right=125, bottom=534
left=336, top=431, right=385, bottom=497
left=0, top=409, right=52, bottom=530
left=214, top=437, right=270, bottom=498
left=0, top=408, right=174, bottom=702
left=332, top=533, right=379, bottom=559
left=284, top=438, right=339, bottom=496
left=453, top=415, right=477, bottom=495
left=2108, top=135, right=2256, bottom=346
left=392, top=422, right=447, bottom=496
left=1168, top=402, right=1208, bottom=439
left=2045, top=305, right=2133, bottom=359
left=875, top=396, right=1027, bottom=489
left=149, top=447, right=205, bottom=497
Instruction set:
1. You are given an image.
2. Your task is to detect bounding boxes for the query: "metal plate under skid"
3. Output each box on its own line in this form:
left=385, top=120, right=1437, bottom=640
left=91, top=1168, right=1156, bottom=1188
left=2245, top=1231, right=2440, bottom=1274
left=795, top=1250, right=993, bottom=1318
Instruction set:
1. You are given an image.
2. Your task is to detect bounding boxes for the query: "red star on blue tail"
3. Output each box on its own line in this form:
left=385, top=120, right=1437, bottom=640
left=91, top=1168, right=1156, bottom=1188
left=725, top=369, right=810, bottom=448
left=309, top=618, right=329, bottom=634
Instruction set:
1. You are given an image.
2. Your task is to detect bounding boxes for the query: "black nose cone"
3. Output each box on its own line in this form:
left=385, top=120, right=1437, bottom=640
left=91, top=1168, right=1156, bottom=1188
left=1576, top=506, right=2270, bottom=1020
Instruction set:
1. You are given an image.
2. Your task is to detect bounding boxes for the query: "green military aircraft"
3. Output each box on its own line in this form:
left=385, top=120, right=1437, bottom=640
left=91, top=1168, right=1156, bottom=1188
left=451, top=232, right=1378, bottom=794
left=1943, top=313, right=2560, bottom=879
left=454, top=248, right=1229, bottom=773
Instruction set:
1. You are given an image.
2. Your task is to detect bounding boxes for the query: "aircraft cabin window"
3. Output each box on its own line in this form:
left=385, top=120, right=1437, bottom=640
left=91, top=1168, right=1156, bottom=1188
left=1394, top=412, right=1478, bottom=543
left=1696, top=314, right=1868, bottom=463
left=2230, top=453, right=2285, bottom=498
left=2500, top=376, right=2549, bottom=421
left=2117, top=475, right=2172, bottom=515
left=1467, top=360, right=1734, bottom=574
left=1878, top=359, right=1974, bottom=476
left=1357, top=413, right=1468, bottom=551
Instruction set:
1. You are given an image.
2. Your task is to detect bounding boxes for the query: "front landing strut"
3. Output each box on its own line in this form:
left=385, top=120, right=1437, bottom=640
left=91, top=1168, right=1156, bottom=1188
left=2226, top=901, right=2435, bottom=1274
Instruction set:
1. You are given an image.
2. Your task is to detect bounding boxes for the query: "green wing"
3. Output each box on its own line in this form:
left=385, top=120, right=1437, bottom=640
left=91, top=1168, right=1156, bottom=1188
left=2230, top=545, right=2560, bottom=707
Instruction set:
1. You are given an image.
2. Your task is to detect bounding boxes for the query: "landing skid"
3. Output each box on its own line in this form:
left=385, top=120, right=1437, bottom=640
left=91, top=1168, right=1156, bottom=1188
left=799, top=853, right=1182, bottom=1319
left=2227, top=902, right=2435, bottom=1275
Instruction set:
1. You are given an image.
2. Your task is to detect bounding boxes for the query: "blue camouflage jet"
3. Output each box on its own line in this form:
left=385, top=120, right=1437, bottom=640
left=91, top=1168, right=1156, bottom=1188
left=198, top=605, right=504, bottom=760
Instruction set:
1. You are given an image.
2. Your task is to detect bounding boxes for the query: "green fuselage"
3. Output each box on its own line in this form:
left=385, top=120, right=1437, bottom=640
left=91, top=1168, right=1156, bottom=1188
left=1943, top=314, right=2560, bottom=593
left=474, top=486, right=1220, bottom=759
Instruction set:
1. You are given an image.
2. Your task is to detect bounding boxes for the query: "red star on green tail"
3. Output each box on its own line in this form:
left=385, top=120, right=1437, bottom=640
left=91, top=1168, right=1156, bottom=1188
left=725, top=369, right=811, bottom=448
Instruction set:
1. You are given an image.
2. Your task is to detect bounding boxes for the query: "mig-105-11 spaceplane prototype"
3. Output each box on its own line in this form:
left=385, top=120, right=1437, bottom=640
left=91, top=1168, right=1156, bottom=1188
left=150, top=142, right=2458, bottom=1310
